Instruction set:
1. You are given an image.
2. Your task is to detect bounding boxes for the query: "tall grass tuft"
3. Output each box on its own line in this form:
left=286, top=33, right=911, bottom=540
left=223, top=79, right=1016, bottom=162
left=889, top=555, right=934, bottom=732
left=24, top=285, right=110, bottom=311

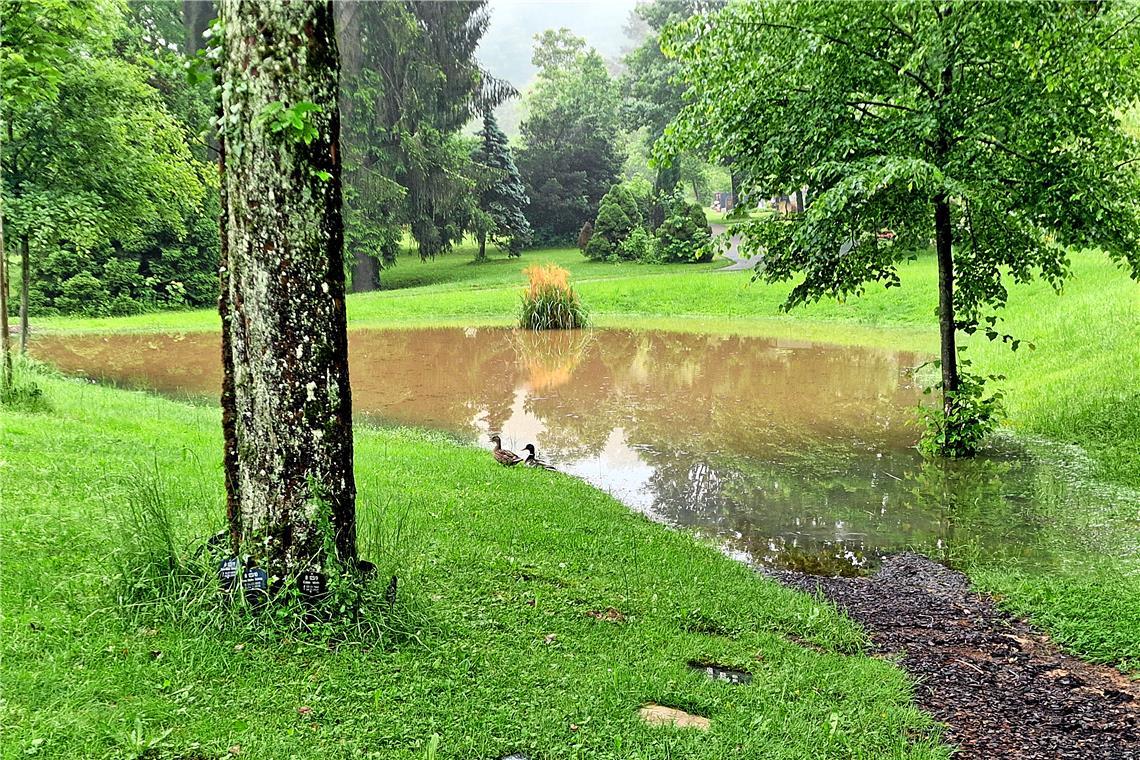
left=519, top=263, right=588, bottom=330
left=110, top=466, right=428, bottom=646
left=1, top=355, right=52, bottom=413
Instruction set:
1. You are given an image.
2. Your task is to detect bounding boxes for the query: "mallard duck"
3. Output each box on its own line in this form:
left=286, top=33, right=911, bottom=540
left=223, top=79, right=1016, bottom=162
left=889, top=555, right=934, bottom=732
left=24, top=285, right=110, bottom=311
left=489, top=434, right=523, bottom=466
left=522, top=444, right=557, bottom=471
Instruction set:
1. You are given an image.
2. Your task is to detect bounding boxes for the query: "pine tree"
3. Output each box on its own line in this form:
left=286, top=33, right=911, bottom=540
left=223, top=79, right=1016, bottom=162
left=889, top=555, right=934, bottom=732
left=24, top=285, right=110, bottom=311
left=471, top=112, right=531, bottom=260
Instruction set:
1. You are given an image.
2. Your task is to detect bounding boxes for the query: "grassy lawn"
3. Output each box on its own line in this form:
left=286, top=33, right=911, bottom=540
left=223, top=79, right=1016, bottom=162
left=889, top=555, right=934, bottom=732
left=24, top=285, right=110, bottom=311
left=0, top=371, right=949, bottom=759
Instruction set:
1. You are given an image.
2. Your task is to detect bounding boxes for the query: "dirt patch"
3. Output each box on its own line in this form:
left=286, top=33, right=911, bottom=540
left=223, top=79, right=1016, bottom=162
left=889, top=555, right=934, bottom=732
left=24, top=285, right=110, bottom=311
left=771, top=553, right=1138, bottom=759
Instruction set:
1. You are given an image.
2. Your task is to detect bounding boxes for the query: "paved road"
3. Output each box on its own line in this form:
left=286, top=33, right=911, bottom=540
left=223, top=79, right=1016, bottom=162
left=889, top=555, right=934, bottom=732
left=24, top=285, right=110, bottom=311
left=710, top=223, right=762, bottom=271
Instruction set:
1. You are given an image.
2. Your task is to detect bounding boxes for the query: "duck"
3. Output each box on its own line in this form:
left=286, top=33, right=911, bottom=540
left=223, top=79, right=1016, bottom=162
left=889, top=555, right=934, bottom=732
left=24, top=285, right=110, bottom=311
left=489, top=434, right=523, bottom=466
left=522, top=444, right=557, bottom=471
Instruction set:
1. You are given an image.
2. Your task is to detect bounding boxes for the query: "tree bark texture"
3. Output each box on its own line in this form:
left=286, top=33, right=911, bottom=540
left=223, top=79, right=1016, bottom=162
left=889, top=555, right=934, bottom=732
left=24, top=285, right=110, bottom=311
left=218, top=0, right=356, bottom=580
left=934, top=195, right=958, bottom=409
left=19, top=235, right=28, bottom=353
left=0, top=209, right=11, bottom=389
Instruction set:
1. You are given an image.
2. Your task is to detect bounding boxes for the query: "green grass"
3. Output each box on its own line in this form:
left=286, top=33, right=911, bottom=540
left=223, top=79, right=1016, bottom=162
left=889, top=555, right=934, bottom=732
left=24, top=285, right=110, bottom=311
left=1, top=372, right=949, bottom=759
left=23, top=242, right=1140, bottom=673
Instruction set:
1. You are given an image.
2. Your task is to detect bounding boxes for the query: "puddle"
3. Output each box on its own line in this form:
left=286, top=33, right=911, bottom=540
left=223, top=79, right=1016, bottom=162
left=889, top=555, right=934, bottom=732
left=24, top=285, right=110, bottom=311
left=32, top=327, right=1139, bottom=577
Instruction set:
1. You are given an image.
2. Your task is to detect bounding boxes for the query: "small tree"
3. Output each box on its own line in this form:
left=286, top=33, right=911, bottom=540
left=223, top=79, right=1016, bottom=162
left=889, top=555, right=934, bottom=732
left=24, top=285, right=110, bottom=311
left=471, top=112, right=531, bottom=260
left=656, top=186, right=712, bottom=262
left=218, top=0, right=356, bottom=585
left=663, top=0, right=1140, bottom=455
left=584, top=192, right=634, bottom=260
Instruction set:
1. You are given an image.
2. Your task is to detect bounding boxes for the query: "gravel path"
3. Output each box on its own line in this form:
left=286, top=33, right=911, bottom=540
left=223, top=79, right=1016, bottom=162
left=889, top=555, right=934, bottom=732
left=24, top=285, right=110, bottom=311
left=772, top=553, right=1139, bottom=759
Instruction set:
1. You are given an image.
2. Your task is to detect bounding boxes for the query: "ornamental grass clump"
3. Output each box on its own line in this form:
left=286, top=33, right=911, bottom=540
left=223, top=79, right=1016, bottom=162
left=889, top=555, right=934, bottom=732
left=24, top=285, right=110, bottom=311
left=519, top=263, right=588, bottom=330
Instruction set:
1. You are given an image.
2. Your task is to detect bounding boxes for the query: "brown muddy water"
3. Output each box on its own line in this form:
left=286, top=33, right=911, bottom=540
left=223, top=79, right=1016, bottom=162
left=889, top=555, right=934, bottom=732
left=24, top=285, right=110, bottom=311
left=32, top=327, right=1132, bottom=576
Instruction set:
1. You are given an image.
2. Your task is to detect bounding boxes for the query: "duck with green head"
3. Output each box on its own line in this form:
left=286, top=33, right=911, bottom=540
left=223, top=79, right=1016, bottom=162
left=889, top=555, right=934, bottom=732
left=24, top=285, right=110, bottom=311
left=522, top=444, right=557, bottom=471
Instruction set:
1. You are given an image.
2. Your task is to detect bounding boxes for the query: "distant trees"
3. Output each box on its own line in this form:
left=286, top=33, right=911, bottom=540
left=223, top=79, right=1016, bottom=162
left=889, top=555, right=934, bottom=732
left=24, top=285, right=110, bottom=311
left=517, top=29, right=623, bottom=244
left=663, top=0, right=1140, bottom=455
left=1, top=0, right=209, bottom=323
left=217, top=0, right=356, bottom=580
left=336, top=0, right=514, bottom=286
left=470, top=112, right=531, bottom=260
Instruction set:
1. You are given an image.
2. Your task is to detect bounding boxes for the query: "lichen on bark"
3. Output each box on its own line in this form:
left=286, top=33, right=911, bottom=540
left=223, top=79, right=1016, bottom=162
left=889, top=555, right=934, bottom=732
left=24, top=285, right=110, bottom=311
left=217, top=0, right=356, bottom=584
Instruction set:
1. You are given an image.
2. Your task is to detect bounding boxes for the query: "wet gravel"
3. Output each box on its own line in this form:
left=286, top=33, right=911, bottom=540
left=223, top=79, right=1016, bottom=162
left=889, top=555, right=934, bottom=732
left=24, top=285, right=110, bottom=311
left=771, top=553, right=1139, bottom=760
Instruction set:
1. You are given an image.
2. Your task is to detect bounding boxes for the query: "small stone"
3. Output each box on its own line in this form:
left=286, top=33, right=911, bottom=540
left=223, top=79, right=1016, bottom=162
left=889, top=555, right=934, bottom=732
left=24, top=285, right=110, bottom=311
left=638, top=704, right=711, bottom=730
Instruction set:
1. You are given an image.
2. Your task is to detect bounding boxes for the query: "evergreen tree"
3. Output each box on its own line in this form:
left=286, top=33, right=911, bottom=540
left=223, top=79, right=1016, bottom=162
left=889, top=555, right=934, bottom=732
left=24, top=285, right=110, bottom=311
left=471, top=112, right=531, bottom=260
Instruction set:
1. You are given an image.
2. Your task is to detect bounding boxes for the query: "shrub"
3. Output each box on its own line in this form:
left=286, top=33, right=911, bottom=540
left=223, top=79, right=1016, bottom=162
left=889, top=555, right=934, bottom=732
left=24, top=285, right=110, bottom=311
left=918, top=359, right=1005, bottom=457
left=519, top=263, right=588, bottom=330
left=656, top=187, right=713, bottom=262
left=618, top=225, right=659, bottom=262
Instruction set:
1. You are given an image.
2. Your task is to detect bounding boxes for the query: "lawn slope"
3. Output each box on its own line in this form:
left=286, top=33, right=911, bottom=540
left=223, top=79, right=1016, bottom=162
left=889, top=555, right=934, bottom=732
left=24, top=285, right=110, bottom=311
left=0, top=373, right=948, bottom=759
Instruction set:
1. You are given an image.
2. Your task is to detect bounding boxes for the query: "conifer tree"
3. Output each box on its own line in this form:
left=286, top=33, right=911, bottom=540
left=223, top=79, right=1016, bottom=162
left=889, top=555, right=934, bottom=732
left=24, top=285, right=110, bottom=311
left=471, top=112, right=531, bottom=259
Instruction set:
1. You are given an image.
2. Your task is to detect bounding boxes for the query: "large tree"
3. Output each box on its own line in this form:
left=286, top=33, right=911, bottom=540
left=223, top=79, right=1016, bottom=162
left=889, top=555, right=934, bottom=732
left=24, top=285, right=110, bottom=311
left=663, top=0, right=1140, bottom=455
left=217, top=0, right=356, bottom=582
left=517, top=30, right=624, bottom=243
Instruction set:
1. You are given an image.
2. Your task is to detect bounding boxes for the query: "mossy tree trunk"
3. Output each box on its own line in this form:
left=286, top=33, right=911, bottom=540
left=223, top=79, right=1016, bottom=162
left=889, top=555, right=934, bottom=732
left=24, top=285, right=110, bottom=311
left=218, top=0, right=356, bottom=585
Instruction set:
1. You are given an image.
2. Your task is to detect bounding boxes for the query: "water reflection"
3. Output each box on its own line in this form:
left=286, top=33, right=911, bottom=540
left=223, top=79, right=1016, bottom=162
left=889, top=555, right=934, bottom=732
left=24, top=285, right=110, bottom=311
left=32, top=327, right=1131, bottom=575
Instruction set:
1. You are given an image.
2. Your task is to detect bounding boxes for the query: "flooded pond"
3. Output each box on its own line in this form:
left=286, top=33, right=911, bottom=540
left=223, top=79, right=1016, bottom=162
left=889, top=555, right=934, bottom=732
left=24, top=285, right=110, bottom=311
left=33, top=327, right=1137, bottom=576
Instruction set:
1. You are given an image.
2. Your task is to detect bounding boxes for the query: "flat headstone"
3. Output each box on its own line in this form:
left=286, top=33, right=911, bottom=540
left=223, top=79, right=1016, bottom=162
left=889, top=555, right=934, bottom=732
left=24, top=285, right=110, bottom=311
left=638, top=704, right=710, bottom=730
left=688, top=660, right=752, bottom=685
left=218, top=557, right=239, bottom=589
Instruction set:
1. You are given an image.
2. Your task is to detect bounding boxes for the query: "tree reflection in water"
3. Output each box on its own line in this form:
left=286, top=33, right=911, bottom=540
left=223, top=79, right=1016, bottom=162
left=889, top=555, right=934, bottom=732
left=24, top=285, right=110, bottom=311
left=34, top=327, right=1124, bottom=576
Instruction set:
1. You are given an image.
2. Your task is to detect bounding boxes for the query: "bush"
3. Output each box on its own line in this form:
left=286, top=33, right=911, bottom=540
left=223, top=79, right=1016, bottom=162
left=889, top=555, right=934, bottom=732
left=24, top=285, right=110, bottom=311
left=583, top=183, right=646, bottom=260
left=918, top=359, right=1005, bottom=458
left=656, top=187, right=713, bottom=262
left=618, top=225, right=659, bottom=262
left=577, top=221, right=594, bottom=250
left=519, top=263, right=588, bottom=330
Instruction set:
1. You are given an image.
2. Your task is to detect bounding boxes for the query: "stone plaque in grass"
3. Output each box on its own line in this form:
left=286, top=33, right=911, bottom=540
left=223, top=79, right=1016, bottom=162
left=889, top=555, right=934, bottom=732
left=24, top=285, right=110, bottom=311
left=218, top=557, right=239, bottom=590
left=297, top=571, right=327, bottom=599
left=638, top=704, right=710, bottom=730
left=688, top=660, right=752, bottom=685
left=242, top=566, right=268, bottom=604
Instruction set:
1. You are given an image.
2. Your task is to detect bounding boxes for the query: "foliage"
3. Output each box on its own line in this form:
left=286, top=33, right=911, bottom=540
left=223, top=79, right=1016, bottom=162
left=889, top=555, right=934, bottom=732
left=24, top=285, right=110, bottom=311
left=584, top=184, right=642, bottom=260
left=337, top=1, right=515, bottom=271
left=519, top=263, right=588, bottom=329
left=655, top=186, right=713, bottom=262
left=662, top=0, right=1140, bottom=453
left=470, top=112, right=532, bottom=259
left=517, top=32, right=623, bottom=243
left=619, top=225, right=660, bottom=263
left=2, top=1, right=215, bottom=317
left=917, top=358, right=1005, bottom=459
left=577, top=221, right=594, bottom=250
left=0, top=357, right=50, bottom=413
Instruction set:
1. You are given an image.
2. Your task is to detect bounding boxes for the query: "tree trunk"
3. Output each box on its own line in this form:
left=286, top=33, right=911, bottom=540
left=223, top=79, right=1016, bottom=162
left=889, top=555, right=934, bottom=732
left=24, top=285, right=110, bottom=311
left=476, top=232, right=487, bottom=262
left=218, top=0, right=356, bottom=583
left=934, top=194, right=958, bottom=410
left=19, top=235, right=29, bottom=353
left=0, top=208, right=11, bottom=389
left=350, top=251, right=380, bottom=293
left=182, top=0, right=215, bottom=56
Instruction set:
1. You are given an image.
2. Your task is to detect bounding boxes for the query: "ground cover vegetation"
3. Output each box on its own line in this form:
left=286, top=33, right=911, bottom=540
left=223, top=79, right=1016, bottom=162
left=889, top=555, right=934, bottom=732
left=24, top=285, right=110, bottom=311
left=1, top=371, right=950, bottom=759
